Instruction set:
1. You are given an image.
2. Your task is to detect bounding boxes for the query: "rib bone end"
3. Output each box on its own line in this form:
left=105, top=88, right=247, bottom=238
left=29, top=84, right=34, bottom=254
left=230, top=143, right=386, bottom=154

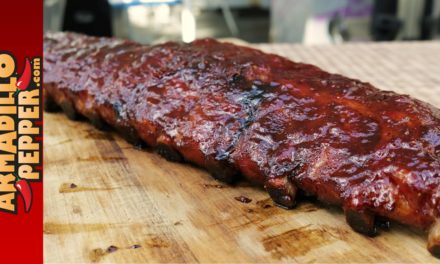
left=156, top=144, right=183, bottom=162
left=428, top=220, right=440, bottom=258
left=265, top=176, right=297, bottom=209
left=44, top=94, right=61, bottom=112
left=60, top=100, right=79, bottom=120
left=345, top=209, right=377, bottom=236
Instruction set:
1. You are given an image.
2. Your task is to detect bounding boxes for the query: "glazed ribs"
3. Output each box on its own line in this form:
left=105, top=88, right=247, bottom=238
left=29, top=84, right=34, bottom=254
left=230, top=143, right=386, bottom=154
left=44, top=32, right=440, bottom=256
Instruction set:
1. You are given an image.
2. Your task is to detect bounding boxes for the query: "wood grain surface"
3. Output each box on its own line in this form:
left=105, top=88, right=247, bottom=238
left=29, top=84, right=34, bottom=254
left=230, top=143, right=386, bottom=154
left=44, top=41, right=440, bottom=263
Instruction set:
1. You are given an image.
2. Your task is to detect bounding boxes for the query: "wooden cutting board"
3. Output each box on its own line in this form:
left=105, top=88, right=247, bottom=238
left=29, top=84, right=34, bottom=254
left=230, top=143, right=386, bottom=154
left=44, top=41, right=440, bottom=263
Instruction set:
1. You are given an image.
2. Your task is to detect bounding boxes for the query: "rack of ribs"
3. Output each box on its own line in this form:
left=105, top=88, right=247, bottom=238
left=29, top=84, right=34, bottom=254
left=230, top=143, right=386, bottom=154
left=43, top=32, right=440, bottom=257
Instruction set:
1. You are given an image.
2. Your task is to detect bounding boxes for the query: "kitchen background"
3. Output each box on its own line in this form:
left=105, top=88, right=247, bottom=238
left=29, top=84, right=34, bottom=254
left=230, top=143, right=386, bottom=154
left=44, top=0, right=440, bottom=44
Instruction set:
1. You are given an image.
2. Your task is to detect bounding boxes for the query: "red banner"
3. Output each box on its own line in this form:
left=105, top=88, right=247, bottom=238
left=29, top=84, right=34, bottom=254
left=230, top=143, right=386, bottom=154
left=0, top=1, right=43, bottom=263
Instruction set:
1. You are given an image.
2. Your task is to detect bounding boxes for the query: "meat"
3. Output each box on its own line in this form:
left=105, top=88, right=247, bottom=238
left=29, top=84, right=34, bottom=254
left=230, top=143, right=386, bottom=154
left=43, top=32, right=440, bottom=256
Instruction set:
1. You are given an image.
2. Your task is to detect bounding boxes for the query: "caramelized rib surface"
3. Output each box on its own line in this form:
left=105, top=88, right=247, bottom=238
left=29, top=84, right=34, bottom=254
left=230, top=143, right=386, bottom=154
left=44, top=32, right=440, bottom=232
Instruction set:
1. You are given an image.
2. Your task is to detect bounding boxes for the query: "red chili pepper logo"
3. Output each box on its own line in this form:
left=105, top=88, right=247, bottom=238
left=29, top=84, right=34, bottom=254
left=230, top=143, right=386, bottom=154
left=14, top=173, right=33, bottom=213
left=14, top=58, right=32, bottom=96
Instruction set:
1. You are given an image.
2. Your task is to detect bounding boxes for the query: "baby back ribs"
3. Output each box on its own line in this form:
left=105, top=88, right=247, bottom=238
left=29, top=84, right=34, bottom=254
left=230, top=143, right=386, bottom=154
left=43, top=32, right=440, bottom=256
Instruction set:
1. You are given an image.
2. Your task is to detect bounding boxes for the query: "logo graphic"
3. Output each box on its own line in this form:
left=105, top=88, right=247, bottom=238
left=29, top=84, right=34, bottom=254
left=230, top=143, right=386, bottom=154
left=0, top=52, right=42, bottom=214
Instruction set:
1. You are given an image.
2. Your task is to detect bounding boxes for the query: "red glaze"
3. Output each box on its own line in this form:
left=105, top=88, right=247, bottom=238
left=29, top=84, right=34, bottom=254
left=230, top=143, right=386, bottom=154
left=44, top=32, right=440, bottom=232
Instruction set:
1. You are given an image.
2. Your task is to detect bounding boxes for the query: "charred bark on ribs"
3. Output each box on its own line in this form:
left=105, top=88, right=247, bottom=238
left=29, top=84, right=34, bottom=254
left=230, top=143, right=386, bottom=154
left=43, top=32, right=440, bottom=256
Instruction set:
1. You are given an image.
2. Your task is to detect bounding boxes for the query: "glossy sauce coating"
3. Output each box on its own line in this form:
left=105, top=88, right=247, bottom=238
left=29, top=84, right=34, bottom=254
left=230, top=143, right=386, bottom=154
left=44, top=32, right=440, bottom=232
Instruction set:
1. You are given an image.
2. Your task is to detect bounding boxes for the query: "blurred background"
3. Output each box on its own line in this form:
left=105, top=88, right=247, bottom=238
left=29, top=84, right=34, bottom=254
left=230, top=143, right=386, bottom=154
left=44, top=0, right=440, bottom=44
